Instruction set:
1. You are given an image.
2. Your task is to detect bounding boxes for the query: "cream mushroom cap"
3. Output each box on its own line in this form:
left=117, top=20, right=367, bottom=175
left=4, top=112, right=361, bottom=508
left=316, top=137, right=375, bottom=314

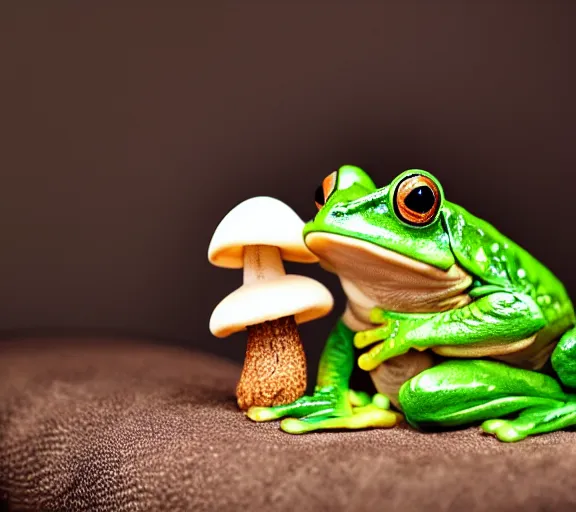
left=208, top=196, right=318, bottom=268
left=209, top=274, right=334, bottom=338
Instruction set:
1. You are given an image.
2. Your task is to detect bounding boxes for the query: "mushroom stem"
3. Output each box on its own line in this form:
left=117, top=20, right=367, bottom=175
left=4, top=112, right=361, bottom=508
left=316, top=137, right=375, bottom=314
left=235, top=245, right=308, bottom=409
left=236, top=315, right=307, bottom=410
left=243, top=245, right=286, bottom=285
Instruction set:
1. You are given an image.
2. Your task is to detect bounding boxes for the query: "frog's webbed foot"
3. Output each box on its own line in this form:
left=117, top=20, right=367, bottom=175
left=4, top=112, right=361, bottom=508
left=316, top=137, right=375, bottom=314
left=246, top=390, right=402, bottom=434
left=280, top=393, right=401, bottom=434
left=246, top=388, right=342, bottom=422
left=482, top=402, right=576, bottom=442
left=281, top=404, right=401, bottom=434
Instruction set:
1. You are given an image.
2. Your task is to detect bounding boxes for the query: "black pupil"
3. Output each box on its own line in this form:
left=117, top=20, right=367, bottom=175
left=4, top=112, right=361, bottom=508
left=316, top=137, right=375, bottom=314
left=404, top=186, right=435, bottom=213
left=315, top=185, right=325, bottom=206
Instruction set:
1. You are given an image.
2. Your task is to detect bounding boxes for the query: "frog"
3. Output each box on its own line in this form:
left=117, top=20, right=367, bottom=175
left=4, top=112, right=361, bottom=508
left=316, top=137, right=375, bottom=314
left=246, top=165, right=576, bottom=442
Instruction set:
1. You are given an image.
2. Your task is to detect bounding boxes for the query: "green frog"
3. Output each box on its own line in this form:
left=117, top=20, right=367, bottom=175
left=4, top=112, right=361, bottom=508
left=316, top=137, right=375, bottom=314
left=247, top=165, right=576, bottom=442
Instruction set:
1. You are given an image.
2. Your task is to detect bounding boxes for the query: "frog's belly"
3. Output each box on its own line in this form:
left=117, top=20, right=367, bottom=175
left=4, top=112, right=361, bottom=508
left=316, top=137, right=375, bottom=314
left=369, top=350, right=436, bottom=409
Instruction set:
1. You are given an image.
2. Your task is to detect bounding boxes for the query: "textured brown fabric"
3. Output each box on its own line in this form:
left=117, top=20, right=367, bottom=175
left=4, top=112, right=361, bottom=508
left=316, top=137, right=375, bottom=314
left=2, top=338, right=576, bottom=512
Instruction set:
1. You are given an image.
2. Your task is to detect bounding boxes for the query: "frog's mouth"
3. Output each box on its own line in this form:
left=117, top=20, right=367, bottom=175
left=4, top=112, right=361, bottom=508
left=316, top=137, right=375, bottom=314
left=304, top=232, right=472, bottom=314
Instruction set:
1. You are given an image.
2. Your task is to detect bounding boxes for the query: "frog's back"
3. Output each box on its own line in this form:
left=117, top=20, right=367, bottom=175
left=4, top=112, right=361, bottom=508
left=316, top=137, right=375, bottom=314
left=443, top=202, right=575, bottom=341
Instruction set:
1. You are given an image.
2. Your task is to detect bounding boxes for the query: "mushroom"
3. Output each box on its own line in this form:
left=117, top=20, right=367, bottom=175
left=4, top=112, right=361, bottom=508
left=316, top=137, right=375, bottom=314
left=208, top=196, right=334, bottom=410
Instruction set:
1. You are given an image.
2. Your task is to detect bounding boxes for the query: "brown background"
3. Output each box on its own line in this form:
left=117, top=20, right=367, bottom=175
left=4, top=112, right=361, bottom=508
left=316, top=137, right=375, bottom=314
left=1, top=3, right=575, bottom=376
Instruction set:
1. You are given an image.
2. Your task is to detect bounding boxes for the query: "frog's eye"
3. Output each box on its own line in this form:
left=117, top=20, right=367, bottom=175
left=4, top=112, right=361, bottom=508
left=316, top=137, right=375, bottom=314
left=314, top=171, right=338, bottom=210
left=393, top=174, right=440, bottom=226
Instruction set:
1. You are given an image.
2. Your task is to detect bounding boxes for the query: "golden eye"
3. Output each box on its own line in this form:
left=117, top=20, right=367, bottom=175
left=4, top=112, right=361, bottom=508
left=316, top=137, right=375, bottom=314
left=314, top=171, right=338, bottom=210
left=394, top=174, right=440, bottom=225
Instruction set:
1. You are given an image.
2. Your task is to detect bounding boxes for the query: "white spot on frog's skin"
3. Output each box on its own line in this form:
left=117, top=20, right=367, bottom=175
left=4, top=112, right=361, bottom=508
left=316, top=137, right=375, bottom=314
left=491, top=243, right=499, bottom=253
left=475, top=247, right=488, bottom=263
left=477, top=229, right=484, bottom=236
left=538, top=295, right=552, bottom=306
left=517, top=268, right=526, bottom=279
left=488, top=385, right=496, bottom=392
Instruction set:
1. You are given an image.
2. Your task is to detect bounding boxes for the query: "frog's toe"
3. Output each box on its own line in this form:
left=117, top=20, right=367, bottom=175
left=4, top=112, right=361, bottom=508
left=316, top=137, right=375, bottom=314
left=246, top=406, right=279, bottom=422
left=371, top=393, right=391, bottom=410
left=279, top=417, right=317, bottom=434
left=481, top=419, right=508, bottom=434
left=348, top=390, right=390, bottom=409
left=279, top=406, right=401, bottom=434
left=347, top=389, right=372, bottom=407
left=482, top=420, right=527, bottom=442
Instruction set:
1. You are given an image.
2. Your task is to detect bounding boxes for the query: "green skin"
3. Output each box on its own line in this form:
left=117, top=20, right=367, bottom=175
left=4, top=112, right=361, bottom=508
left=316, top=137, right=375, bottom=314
left=247, top=166, right=576, bottom=442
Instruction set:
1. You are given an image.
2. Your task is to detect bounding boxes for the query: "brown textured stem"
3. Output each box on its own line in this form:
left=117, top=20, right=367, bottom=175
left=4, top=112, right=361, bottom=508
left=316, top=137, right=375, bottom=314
left=236, top=315, right=307, bottom=410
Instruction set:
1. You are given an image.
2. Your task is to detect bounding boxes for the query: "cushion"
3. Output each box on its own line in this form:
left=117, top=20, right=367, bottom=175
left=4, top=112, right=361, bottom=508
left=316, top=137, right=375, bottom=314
left=1, top=338, right=576, bottom=511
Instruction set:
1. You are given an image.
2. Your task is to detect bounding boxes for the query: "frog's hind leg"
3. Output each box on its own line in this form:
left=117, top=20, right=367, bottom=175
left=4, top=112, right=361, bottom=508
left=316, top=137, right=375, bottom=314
left=551, top=326, right=576, bottom=388
left=398, top=359, right=575, bottom=442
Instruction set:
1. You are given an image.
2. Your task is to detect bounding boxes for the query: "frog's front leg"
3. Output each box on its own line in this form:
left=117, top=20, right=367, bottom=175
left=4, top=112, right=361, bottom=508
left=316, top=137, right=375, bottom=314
left=246, top=319, right=401, bottom=433
left=354, top=291, right=547, bottom=371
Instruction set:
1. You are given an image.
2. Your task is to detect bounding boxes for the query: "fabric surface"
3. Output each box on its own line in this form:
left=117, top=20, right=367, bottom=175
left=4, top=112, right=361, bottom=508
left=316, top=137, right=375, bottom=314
left=1, top=338, right=576, bottom=512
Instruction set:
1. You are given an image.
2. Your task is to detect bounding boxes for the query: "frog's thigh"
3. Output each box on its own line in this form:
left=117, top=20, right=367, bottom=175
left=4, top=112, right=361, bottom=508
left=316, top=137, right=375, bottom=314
left=551, top=327, right=576, bottom=388
left=398, top=359, right=567, bottom=429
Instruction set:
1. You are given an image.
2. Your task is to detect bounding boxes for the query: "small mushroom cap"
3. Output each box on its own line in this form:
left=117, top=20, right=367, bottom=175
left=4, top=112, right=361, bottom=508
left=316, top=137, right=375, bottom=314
left=209, top=274, right=334, bottom=338
left=208, top=196, right=318, bottom=268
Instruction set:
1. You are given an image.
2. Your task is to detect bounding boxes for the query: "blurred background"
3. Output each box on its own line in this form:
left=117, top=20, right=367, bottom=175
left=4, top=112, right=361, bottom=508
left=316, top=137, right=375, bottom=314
left=1, top=3, right=575, bottom=382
